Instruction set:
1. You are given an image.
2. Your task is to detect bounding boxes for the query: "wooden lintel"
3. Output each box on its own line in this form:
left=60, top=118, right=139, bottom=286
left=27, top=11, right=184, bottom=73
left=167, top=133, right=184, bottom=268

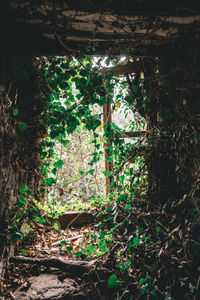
left=104, top=61, right=143, bottom=76
left=119, top=131, right=146, bottom=138
left=103, top=103, right=113, bottom=196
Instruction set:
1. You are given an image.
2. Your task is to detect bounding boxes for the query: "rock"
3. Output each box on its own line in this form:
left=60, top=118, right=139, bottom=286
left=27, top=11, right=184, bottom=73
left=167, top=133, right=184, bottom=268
left=13, top=273, right=77, bottom=300
left=58, top=211, right=94, bottom=229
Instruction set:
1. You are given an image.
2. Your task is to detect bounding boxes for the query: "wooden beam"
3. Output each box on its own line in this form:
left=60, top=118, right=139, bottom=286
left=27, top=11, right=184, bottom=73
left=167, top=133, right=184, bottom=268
left=103, top=103, right=113, bottom=196
left=103, top=61, right=144, bottom=76
left=119, top=131, right=146, bottom=137
left=1, top=1, right=200, bottom=55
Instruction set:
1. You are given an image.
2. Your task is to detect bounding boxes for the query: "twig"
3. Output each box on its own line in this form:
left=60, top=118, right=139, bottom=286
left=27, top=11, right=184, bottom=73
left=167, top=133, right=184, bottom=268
left=52, top=234, right=84, bottom=246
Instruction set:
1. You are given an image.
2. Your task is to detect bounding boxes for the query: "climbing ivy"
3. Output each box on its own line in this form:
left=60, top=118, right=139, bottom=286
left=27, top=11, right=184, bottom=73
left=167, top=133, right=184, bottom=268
left=37, top=56, right=147, bottom=208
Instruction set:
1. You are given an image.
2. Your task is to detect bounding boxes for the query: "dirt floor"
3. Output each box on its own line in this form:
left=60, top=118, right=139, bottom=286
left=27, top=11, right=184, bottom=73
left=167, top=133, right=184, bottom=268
left=1, top=211, right=118, bottom=300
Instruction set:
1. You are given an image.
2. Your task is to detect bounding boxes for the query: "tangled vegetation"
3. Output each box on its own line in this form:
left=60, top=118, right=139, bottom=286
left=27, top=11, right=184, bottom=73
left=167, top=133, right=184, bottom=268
left=7, top=50, right=200, bottom=299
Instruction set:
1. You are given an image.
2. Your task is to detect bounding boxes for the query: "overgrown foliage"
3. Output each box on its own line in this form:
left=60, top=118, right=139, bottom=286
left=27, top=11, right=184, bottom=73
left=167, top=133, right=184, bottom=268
left=8, top=47, right=200, bottom=299
left=37, top=56, right=146, bottom=207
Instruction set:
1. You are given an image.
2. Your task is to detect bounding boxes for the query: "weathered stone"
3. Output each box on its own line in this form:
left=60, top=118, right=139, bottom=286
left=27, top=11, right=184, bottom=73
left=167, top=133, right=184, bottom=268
left=13, top=274, right=77, bottom=300
left=58, top=211, right=94, bottom=229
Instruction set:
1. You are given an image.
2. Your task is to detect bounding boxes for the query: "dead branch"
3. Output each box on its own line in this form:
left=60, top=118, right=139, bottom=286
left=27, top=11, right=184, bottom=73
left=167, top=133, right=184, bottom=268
left=9, top=256, right=96, bottom=275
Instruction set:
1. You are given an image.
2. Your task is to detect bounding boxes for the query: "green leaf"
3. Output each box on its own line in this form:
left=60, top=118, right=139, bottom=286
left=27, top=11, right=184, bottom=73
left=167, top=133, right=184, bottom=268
left=14, top=212, right=21, bottom=222
left=54, top=159, right=64, bottom=169
left=151, top=291, right=157, bottom=297
left=81, top=248, right=86, bottom=254
left=110, top=181, right=117, bottom=188
left=94, top=119, right=101, bottom=129
left=35, top=217, right=46, bottom=224
left=106, top=156, right=113, bottom=162
left=190, top=285, right=196, bottom=293
left=61, top=140, right=69, bottom=146
left=139, top=277, right=148, bottom=286
left=131, top=84, right=138, bottom=93
left=88, top=169, right=95, bottom=176
left=19, top=184, right=29, bottom=194
left=18, top=196, right=27, bottom=204
left=18, top=122, right=27, bottom=131
left=103, top=171, right=112, bottom=178
left=25, top=224, right=33, bottom=233
left=156, top=226, right=161, bottom=233
left=80, top=170, right=85, bottom=176
left=125, top=203, right=132, bottom=211
left=119, top=175, right=125, bottom=182
left=133, top=237, right=140, bottom=246
left=87, top=244, right=94, bottom=253
left=190, top=208, right=195, bottom=216
left=43, top=177, right=56, bottom=187
left=14, top=230, right=24, bottom=241
left=138, top=226, right=143, bottom=234
left=59, top=240, right=67, bottom=249
left=117, top=263, right=126, bottom=272
left=19, top=249, right=28, bottom=254
left=193, top=133, right=198, bottom=145
left=66, top=246, right=73, bottom=252
left=13, top=109, right=19, bottom=116
left=108, top=274, right=121, bottom=289
left=52, top=168, right=57, bottom=175
left=54, top=223, right=59, bottom=230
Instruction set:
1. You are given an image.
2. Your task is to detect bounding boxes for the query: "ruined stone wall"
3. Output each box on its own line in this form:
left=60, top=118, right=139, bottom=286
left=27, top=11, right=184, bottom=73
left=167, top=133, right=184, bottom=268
left=145, top=42, right=200, bottom=205
left=0, top=56, right=45, bottom=279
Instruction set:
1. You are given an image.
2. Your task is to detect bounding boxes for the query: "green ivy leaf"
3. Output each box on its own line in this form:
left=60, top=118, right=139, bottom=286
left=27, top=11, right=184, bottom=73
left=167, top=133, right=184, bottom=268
left=61, top=140, right=69, bottom=146
left=190, top=208, right=195, bottom=216
left=66, top=246, right=73, bottom=252
left=119, top=175, right=125, bottom=182
left=43, top=177, right=56, bottom=187
left=108, top=274, right=121, bottom=289
left=131, top=84, right=138, bottom=93
left=103, top=171, right=112, bottom=178
left=18, top=122, right=27, bottom=131
left=13, top=109, right=19, bottom=116
left=133, top=237, right=140, bottom=246
left=193, top=133, right=198, bottom=145
left=151, top=291, right=157, bottom=297
left=18, top=196, right=27, bottom=204
left=54, top=223, right=59, bottom=230
left=139, top=277, right=148, bottom=286
left=52, top=168, right=57, bottom=175
left=156, top=226, right=161, bottom=233
left=125, top=203, right=132, bottom=211
left=35, top=217, right=46, bottom=224
left=88, top=169, right=95, bottom=176
left=54, top=159, right=64, bottom=169
left=189, top=285, right=196, bottom=293
left=81, top=248, right=86, bottom=254
left=19, top=184, right=29, bottom=194
left=59, top=240, right=67, bottom=249
left=74, top=251, right=81, bottom=257
left=19, top=249, right=28, bottom=254
left=106, top=156, right=113, bottom=162
left=117, top=263, right=126, bottom=272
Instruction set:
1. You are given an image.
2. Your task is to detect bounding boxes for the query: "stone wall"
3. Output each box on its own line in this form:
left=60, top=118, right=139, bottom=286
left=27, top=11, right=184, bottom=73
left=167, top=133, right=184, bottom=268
left=0, top=56, right=45, bottom=280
